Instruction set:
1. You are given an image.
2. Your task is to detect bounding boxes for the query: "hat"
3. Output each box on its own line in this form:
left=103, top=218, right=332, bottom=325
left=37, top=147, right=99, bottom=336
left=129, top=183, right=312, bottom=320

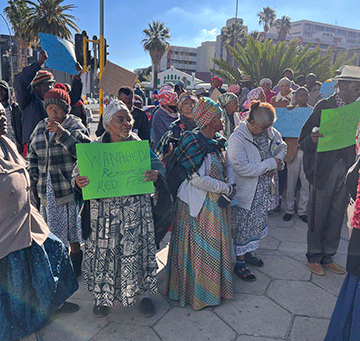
left=259, top=78, right=272, bottom=87
left=178, top=91, right=198, bottom=104
left=195, top=87, right=209, bottom=97
left=218, top=92, right=238, bottom=109
left=334, top=66, right=360, bottom=82
left=228, top=84, right=240, bottom=94
left=192, top=97, right=222, bottom=129
left=241, top=75, right=252, bottom=83
left=43, top=83, right=71, bottom=114
left=158, top=86, right=178, bottom=106
left=31, top=70, right=55, bottom=88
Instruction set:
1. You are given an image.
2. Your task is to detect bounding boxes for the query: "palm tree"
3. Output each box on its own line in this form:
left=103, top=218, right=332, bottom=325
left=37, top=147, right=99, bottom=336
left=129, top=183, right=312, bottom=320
left=221, top=22, right=247, bottom=67
left=4, top=0, right=33, bottom=71
left=25, top=0, right=79, bottom=41
left=275, top=15, right=292, bottom=42
left=142, top=21, right=171, bottom=90
left=257, top=6, right=276, bottom=37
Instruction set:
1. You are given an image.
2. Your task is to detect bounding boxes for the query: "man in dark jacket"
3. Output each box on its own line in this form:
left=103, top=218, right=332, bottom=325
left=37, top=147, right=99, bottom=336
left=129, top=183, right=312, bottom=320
left=96, top=86, right=150, bottom=141
left=0, top=80, right=22, bottom=152
left=14, top=50, right=83, bottom=156
left=299, top=65, right=360, bottom=276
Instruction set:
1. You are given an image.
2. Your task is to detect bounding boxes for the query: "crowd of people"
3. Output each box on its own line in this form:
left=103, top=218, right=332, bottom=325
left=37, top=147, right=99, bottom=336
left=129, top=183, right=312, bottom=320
left=2, top=48, right=360, bottom=340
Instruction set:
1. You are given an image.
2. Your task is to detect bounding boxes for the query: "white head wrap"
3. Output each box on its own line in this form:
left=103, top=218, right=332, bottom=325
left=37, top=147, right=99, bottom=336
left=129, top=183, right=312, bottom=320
left=260, top=78, right=272, bottom=88
left=278, top=77, right=291, bottom=87
left=102, top=99, right=129, bottom=130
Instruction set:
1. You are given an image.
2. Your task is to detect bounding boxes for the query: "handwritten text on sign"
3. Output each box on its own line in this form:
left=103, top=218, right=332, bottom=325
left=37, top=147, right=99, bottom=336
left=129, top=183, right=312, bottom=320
left=76, top=140, right=154, bottom=200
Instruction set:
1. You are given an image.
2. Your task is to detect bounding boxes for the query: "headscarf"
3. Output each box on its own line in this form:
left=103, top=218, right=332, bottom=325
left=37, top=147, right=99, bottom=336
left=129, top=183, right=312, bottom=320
left=260, top=78, right=272, bottom=88
left=273, top=77, right=293, bottom=103
left=158, top=86, right=178, bottom=106
left=228, top=84, right=240, bottom=94
left=192, top=97, right=222, bottom=129
left=102, top=99, right=130, bottom=129
left=243, top=87, right=265, bottom=110
left=178, top=91, right=198, bottom=130
left=218, top=92, right=239, bottom=139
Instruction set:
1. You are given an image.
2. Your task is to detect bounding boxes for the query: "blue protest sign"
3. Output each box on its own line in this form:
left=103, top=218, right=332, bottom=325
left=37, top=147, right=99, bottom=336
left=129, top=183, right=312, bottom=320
left=273, top=107, right=313, bottom=138
left=320, top=81, right=336, bottom=99
left=39, top=33, right=77, bottom=75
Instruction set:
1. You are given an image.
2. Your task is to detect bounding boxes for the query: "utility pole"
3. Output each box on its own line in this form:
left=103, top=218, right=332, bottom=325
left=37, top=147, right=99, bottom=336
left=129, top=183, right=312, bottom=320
left=0, top=14, right=14, bottom=87
left=99, top=0, right=105, bottom=117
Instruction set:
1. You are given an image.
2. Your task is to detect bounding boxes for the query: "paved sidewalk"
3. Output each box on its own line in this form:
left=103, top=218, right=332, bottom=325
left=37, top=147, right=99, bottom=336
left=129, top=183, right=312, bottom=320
left=21, top=211, right=349, bottom=341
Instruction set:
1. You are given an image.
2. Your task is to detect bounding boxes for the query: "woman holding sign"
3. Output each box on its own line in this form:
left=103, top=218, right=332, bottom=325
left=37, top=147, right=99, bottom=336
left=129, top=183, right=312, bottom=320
left=27, top=84, right=91, bottom=277
left=74, top=99, right=159, bottom=318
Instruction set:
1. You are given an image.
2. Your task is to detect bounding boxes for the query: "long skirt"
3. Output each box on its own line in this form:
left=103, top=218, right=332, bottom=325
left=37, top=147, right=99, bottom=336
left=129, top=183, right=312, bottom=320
left=84, top=194, right=158, bottom=307
left=324, top=273, right=360, bottom=340
left=165, top=193, right=233, bottom=310
left=0, top=233, right=79, bottom=341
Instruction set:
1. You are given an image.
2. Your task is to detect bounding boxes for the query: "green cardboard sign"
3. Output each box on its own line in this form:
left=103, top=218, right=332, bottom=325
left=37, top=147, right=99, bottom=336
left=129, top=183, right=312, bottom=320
left=317, top=101, right=360, bottom=152
left=76, top=140, right=154, bottom=200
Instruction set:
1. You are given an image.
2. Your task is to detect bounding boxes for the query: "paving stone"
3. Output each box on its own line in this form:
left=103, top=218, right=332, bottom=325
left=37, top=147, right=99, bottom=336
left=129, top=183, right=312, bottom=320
left=20, top=332, right=37, bottom=341
left=109, top=292, right=170, bottom=327
left=154, top=307, right=236, bottom=341
left=89, top=324, right=161, bottom=341
left=214, top=294, right=291, bottom=338
left=290, top=316, right=330, bottom=341
left=336, top=238, right=349, bottom=255
left=311, top=271, right=346, bottom=296
left=257, top=235, right=281, bottom=250
left=278, top=241, right=307, bottom=257
left=235, top=336, right=281, bottom=341
left=233, top=268, right=272, bottom=296
left=267, top=226, right=306, bottom=243
left=267, top=280, right=337, bottom=318
left=38, top=299, right=108, bottom=341
left=256, top=255, right=310, bottom=281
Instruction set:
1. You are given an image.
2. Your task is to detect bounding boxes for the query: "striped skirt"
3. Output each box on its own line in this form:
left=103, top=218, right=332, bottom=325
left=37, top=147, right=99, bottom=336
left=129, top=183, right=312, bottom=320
left=165, top=193, right=233, bottom=310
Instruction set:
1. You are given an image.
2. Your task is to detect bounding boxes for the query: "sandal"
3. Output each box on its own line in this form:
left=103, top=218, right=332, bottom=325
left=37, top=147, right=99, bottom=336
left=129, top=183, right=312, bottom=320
left=245, top=252, right=264, bottom=267
left=234, top=264, right=257, bottom=282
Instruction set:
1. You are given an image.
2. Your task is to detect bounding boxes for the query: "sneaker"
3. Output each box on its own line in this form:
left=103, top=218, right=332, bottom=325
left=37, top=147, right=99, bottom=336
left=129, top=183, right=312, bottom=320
left=244, top=252, right=264, bottom=267
left=283, top=213, right=292, bottom=222
left=298, top=215, right=308, bottom=223
left=57, top=301, right=80, bottom=314
left=140, top=298, right=155, bottom=317
left=322, top=263, right=346, bottom=275
left=93, top=305, right=109, bottom=318
left=234, top=263, right=257, bottom=282
left=308, top=262, right=325, bottom=276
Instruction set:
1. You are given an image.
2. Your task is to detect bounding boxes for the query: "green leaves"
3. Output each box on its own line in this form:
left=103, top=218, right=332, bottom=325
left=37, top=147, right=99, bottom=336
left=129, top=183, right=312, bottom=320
left=212, top=35, right=357, bottom=86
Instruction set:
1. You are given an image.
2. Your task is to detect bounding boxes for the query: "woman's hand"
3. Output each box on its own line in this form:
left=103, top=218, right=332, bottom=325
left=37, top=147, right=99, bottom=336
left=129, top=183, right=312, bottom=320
left=274, top=157, right=283, bottom=170
left=75, top=176, right=89, bottom=188
left=47, top=119, right=65, bottom=136
left=265, top=170, right=275, bottom=177
left=143, top=170, right=158, bottom=182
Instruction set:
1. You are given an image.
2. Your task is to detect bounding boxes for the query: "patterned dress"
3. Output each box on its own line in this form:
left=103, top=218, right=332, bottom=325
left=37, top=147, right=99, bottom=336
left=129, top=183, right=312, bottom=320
left=165, top=153, right=233, bottom=310
left=232, top=134, right=271, bottom=255
left=83, top=194, right=157, bottom=307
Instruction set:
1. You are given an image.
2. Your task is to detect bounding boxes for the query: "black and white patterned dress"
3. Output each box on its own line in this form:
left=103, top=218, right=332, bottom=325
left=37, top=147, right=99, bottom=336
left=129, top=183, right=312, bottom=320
left=83, top=194, right=157, bottom=307
left=232, top=134, right=271, bottom=256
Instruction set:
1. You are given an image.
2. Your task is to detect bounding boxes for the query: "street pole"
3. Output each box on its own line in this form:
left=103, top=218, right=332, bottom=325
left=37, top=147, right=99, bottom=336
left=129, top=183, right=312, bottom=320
left=99, top=0, right=105, bottom=117
left=0, top=14, right=14, bottom=87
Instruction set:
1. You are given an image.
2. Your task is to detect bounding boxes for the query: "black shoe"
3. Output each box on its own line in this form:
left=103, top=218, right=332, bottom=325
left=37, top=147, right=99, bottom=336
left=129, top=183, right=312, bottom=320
left=70, top=250, right=83, bottom=277
left=57, top=301, right=80, bottom=314
left=234, top=263, right=256, bottom=282
left=299, top=215, right=308, bottom=223
left=140, top=298, right=155, bottom=317
left=244, top=252, right=264, bottom=267
left=283, top=213, right=292, bottom=222
left=93, top=305, right=109, bottom=318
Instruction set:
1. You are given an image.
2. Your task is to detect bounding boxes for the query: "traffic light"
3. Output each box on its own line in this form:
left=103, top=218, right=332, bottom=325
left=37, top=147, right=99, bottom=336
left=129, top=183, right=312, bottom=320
left=104, top=38, right=109, bottom=65
left=74, top=30, right=90, bottom=66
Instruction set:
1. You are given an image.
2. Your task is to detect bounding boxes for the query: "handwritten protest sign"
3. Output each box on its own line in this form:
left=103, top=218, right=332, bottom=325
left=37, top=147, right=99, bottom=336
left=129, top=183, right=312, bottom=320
left=76, top=140, right=154, bottom=200
left=273, top=107, right=312, bottom=138
left=210, top=88, right=221, bottom=102
left=320, top=81, right=336, bottom=99
left=39, top=33, right=77, bottom=75
left=317, top=101, right=360, bottom=152
left=98, top=61, right=137, bottom=96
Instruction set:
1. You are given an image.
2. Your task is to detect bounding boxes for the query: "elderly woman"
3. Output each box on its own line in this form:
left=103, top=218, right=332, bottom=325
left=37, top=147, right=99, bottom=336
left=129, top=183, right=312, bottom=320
left=260, top=78, right=277, bottom=103
left=228, top=101, right=286, bottom=281
left=242, top=87, right=266, bottom=111
left=152, top=86, right=178, bottom=147
left=27, top=84, right=91, bottom=277
left=165, top=97, right=235, bottom=310
left=155, top=91, right=198, bottom=161
left=218, top=92, right=241, bottom=140
left=74, top=99, right=159, bottom=318
left=271, top=77, right=293, bottom=108
left=0, top=105, right=79, bottom=341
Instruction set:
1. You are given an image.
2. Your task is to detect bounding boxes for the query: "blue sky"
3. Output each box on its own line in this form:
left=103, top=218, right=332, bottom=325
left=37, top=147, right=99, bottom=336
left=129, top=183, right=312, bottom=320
left=1, top=0, right=360, bottom=71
